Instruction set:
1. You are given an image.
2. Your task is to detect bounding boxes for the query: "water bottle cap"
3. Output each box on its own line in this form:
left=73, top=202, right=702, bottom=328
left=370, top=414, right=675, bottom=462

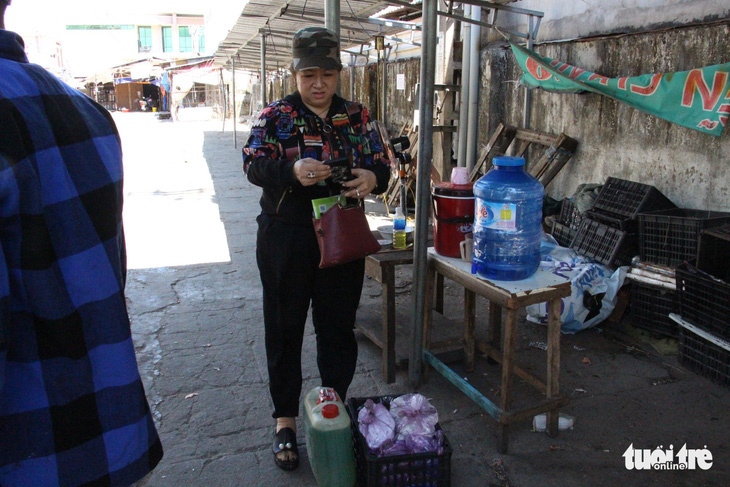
left=321, top=404, right=339, bottom=419
left=493, top=156, right=525, bottom=167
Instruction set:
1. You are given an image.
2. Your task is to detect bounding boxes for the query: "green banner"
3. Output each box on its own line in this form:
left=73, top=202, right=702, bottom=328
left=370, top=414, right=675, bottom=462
left=511, top=43, right=730, bottom=136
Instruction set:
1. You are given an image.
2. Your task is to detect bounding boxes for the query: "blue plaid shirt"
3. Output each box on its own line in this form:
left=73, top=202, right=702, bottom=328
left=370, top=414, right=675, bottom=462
left=0, top=29, right=162, bottom=486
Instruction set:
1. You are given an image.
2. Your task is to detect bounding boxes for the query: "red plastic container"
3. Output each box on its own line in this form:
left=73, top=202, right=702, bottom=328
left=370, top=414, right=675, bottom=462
left=431, top=182, right=475, bottom=257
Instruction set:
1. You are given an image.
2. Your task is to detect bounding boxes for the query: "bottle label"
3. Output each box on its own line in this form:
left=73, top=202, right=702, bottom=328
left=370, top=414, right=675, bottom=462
left=476, top=200, right=517, bottom=231
left=317, top=387, right=338, bottom=404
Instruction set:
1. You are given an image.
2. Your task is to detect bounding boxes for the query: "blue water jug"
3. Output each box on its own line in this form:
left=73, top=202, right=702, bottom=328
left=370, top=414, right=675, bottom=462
left=472, top=156, right=544, bottom=280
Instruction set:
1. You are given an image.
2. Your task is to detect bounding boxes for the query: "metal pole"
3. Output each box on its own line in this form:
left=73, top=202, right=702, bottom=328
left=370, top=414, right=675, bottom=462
left=409, top=0, right=437, bottom=388
left=261, top=31, right=267, bottom=108
left=220, top=68, right=226, bottom=133
left=324, top=0, right=340, bottom=39
left=465, top=6, right=481, bottom=172
left=457, top=4, right=471, bottom=167
left=232, top=57, right=237, bottom=148
left=325, top=0, right=341, bottom=95
left=381, top=48, right=388, bottom=128
left=522, top=15, right=534, bottom=128
left=350, top=54, right=356, bottom=100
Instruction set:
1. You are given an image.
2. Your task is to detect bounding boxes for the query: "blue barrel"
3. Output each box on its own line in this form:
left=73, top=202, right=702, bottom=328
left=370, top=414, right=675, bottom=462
left=472, top=156, right=544, bottom=280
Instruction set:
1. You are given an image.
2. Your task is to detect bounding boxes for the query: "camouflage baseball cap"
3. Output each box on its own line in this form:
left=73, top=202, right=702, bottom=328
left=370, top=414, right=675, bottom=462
left=291, top=26, right=342, bottom=71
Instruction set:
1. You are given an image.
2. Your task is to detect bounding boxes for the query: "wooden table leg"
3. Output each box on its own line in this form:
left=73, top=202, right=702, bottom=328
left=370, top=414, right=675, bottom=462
left=434, top=272, right=444, bottom=313
left=496, top=308, right=518, bottom=454
left=380, top=263, right=396, bottom=384
left=546, top=297, right=562, bottom=437
left=487, top=302, right=502, bottom=359
left=464, top=289, right=476, bottom=372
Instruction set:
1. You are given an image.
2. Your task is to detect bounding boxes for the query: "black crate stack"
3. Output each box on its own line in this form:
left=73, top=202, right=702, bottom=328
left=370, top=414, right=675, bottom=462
left=551, top=199, right=581, bottom=247
left=570, top=178, right=675, bottom=269
left=574, top=178, right=676, bottom=336
left=636, top=207, right=730, bottom=341
left=672, top=225, right=730, bottom=386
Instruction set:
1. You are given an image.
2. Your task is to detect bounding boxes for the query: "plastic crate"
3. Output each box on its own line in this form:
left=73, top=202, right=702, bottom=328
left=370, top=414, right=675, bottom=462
left=551, top=221, right=576, bottom=247
left=675, top=262, right=730, bottom=342
left=570, top=219, right=637, bottom=268
left=678, top=325, right=730, bottom=387
left=697, top=224, right=730, bottom=282
left=629, top=282, right=678, bottom=337
left=559, top=199, right=583, bottom=230
left=346, top=395, right=452, bottom=487
left=591, top=177, right=675, bottom=219
left=585, top=209, right=635, bottom=232
left=639, top=209, right=730, bottom=267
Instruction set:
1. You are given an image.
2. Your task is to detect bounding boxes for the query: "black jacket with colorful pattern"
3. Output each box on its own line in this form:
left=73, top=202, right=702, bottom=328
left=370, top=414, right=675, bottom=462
left=243, top=91, right=391, bottom=226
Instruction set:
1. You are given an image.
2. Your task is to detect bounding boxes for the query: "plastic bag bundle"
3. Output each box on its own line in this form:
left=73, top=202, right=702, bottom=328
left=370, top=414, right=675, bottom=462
left=357, top=399, right=396, bottom=451
left=357, top=394, right=445, bottom=457
left=389, top=393, right=439, bottom=440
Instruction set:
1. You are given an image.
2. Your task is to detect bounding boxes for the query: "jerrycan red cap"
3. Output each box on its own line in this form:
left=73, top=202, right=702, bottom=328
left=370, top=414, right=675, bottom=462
left=321, top=404, right=339, bottom=419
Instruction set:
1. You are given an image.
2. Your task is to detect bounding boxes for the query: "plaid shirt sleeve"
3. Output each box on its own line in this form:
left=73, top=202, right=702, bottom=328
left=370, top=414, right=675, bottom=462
left=0, top=30, right=162, bottom=486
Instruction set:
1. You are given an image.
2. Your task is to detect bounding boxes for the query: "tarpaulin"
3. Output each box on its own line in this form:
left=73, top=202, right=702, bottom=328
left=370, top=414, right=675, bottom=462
left=511, top=43, right=730, bottom=136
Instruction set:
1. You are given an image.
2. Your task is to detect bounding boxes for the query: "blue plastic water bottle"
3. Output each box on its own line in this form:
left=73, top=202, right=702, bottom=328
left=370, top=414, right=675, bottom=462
left=472, top=156, right=544, bottom=280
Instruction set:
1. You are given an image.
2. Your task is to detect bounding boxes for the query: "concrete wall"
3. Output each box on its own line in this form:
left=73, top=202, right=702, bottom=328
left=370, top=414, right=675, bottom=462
left=500, top=0, right=729, bottom=41
left=484, top=15, right=730, bottom=210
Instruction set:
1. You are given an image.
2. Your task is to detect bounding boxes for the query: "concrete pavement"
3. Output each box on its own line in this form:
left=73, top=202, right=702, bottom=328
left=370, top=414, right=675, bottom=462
left=117, top=112, right=730, bottom=487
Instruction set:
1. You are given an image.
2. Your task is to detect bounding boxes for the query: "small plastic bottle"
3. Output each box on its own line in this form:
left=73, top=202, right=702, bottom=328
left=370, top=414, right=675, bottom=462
left=393, top=207, right=407, bottom=249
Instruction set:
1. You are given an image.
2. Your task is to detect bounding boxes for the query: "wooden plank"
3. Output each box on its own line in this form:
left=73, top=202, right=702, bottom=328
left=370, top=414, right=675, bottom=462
left=381, top=263, right=396, bottom=384
left=477, top=341, right=547, bottom=393
left=434, top=272, right=444, bottom=313
left=464, top=288, right=476, bottom=372
left=514, top=139, right=531, bottom=158
left=530, top=133, right=572, bottom=179
left=423, top=350, right=502, bottom=420
left=536, top=134, right=579, bottom=187
left=468, top=123, right=516, bottom=181
left=487, top=302, right=502, bottom=349
left=514, top=127, right=559, bottom=146
left=546, top=296, right=562, bottom=437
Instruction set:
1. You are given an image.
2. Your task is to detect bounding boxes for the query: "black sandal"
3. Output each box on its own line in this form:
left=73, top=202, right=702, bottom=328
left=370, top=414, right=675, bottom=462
left=272, top=427, right=299, bottom=471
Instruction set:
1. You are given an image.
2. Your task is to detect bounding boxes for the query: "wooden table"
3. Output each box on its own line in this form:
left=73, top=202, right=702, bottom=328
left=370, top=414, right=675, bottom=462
left=420, top=248, right=572, bottom=453
left=360, top=249, right=415, bottom=384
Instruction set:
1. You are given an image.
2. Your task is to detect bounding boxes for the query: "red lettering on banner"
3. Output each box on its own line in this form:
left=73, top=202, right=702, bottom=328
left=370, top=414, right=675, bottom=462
left=570, top=67, right=586, bottom=79
left=630, top=74, right=663, bottom=96
left=526, top=57, right=553, bottom=81
left=618, top=78, right=629, bottom=90
left=720, top=116, right=727, bottom=126
left=682, top=70, right=728, bottom=110
left=587, top=73, right=609, bottom=85
left=556, top=63, right=571, bottom=74
left=698, top=119, right=719, bottom=130
left=716, top=103, right=730, bottom=114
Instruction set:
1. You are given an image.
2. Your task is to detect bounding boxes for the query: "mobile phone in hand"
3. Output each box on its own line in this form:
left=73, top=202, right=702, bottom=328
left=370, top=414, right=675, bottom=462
left=324, top=157, right=355, bottom=191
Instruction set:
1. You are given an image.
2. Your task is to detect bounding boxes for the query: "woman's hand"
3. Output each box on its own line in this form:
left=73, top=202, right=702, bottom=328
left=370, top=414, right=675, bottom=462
left=293, top=158, right=331, bottom=186
left=342, top=168, right=377, bottom=199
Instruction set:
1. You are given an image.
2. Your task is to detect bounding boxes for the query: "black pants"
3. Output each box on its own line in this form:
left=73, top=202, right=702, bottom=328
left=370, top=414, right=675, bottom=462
left=256, top=213, right=365, bottom=418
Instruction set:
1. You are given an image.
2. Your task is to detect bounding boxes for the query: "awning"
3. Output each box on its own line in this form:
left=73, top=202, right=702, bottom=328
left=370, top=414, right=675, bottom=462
left=213, top=0, right=423, bottom=71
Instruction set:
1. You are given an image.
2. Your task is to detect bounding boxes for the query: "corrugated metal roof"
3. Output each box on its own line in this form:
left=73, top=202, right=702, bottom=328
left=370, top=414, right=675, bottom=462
left=213, top=0, right=423, bottom=71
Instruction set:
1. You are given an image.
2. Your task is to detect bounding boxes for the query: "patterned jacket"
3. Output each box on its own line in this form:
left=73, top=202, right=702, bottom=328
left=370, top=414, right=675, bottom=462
left=243, top=91, right=391, bottom=226
left=0, top=29, right=162, bottom=486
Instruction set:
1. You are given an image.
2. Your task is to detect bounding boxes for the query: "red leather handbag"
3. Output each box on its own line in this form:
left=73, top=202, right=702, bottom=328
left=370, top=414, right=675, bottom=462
left=312, top=202, right=381, bottom=268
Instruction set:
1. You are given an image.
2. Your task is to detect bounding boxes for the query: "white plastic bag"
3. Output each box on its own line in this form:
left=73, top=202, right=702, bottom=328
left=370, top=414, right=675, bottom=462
left=357, top=399, right=396, bottom=451
left=527, top=238, right=627, bottom=333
